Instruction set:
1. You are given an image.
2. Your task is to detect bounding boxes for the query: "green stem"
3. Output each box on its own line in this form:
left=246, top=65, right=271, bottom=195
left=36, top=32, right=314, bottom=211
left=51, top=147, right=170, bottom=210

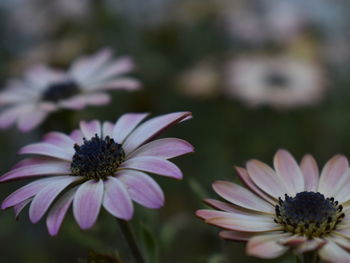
left=117, top=219, right=146, bottom=263
left=301, top=251, right=318, bottom=263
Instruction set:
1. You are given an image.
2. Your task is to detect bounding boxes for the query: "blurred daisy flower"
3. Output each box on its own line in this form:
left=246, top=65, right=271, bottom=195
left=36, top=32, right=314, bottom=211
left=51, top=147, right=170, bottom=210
left=0, top=48, right=141, bottom=132
left=197, top=149, right=350, bottom=262
left=1, top=112, right=193, bottom=236
left=224, top=55, right=326, bottom=109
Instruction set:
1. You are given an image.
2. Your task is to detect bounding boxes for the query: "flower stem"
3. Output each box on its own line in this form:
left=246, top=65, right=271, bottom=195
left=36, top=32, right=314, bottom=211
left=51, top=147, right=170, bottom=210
left=302, top=251, right=319, bottom=263
left=117, top=219, right=146, bottom=263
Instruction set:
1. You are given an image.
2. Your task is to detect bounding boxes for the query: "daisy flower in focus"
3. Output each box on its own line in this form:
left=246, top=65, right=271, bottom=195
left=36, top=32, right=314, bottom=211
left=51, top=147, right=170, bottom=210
left=224, top=55, right=326, bottom=109
left=197, top=150, right=350, bottom=262
left=0, top=48, right=141, bottom=132
left=1, top=112, right=193, bottom=236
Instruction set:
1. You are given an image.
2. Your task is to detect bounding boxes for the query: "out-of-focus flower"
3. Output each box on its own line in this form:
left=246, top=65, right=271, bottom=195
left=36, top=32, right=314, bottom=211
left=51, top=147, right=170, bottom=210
left=178, top=59, right=219, bottom=99
left=0, top=48, right=141, bottom=132
left=220, top=1, right=305, bottom=44
left=1, top=112, right=193, bottom=236
left=224, top=55, right=326, bottom=109
left=197, top=149, right=350, bottom=262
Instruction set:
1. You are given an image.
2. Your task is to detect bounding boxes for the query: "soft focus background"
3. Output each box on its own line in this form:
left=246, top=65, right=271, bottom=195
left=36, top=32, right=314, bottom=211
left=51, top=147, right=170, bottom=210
left=1, top=0, right=350, bottom=262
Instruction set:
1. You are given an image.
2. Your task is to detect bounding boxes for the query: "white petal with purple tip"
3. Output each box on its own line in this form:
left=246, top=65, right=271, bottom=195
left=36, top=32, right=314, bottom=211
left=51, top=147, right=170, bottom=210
left=73, top=179, right=104, bottom=230
left=80, top=120, right=102, bottom=139
left=19, top=143, right=73, bottom=161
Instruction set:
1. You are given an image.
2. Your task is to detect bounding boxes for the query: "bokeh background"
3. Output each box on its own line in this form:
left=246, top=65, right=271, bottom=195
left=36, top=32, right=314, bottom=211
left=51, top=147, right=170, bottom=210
left=1, top=0, right=350, bottom=262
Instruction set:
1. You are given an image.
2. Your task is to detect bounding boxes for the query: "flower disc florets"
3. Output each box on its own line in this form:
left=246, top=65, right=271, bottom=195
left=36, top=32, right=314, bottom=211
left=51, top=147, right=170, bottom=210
left=42, top=81, right=80, bottom=102
left=71, top=134, right=125, bottom=180
left=275, top=191, right=345, bottom=238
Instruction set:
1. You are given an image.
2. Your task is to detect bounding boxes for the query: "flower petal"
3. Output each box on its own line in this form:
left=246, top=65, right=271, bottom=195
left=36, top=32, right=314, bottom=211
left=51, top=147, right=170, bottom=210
left=73, top=180, right=104, bottom=230
left=247, top=232, right=291, bottom=259
left=17, top=108, right=49, bottom=132
left=212, top=181, right=274, bottom=214
left=102, top=121, right=114, bottom=137
left=46, top=187, right=77, bottom=236
left=318, top=155, right=349, bottom=198
left=79, top=120, right=102, bottom=139
left=219, top=230, right=255, bottom=241
left=121, top=156, right=183, bottom=179
left=117, top=170, right=164, bottom=209
left=2, top=176, right=66, bottom=209
left=122, top=112, right=192, bottom=153
left=319, top=240, right=350, bottom=263
left=102, top=177, right=133, bottom=220
left=0, top=162, right=71, bottom=182
left=14, top=198, right=32, bottom=218
left=246, top=160, right=287, bottom=199
left=235, top=166, right=275, bottom=204
left=112, top=113, right=149, bottom=144
left=96, top=78, right=141, bottom=91
left=19, top=143, right=73, bottom=161
left=300, top=154, right=319, bottom=192
left=29, top=176, right=77, bottom=223
left=273, top=149, right=304, bottom=195
left=43, top=132, right=75, bottom=151
left=295, top=238, right=326, bottom=253
left=128, top=138, right=194, bottom=159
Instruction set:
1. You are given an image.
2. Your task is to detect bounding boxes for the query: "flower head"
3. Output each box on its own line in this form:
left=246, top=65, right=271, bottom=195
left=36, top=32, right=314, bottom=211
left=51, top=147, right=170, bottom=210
left=1, top=112, right=193, bottom=236
left=197, top=150, right=350, bottom=262
left=224, top=55, right=325, bottom=109
left=0, top=48, right=141, bottom=132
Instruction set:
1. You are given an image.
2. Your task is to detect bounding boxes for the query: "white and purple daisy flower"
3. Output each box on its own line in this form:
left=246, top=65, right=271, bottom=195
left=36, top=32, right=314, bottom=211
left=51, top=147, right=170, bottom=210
left=1, top=112, right=193, bottom=236
left=197, top=150, right=350, bottom=262
left=0, top=48, right=141, bottom=132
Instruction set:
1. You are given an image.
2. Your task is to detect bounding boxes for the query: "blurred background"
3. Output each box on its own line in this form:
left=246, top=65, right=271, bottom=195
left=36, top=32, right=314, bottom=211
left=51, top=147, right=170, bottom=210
left=1, top=0, right=350, bottom=262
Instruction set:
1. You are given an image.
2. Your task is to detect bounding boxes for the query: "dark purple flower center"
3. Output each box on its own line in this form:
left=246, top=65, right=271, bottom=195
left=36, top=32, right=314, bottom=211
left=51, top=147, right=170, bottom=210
left=71, top=134, right=125, bottom=180
left=275, top=191, right=344, bottom=238
left=42, top=81, right=80, bottom=102
left=265, top=71, right=289, bottom=88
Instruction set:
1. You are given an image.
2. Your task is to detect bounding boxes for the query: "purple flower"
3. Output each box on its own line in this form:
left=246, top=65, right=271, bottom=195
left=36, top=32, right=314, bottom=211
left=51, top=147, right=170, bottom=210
left=1, top=112, right=193, bottom=236
left=0, top=48, right=141, bottom=132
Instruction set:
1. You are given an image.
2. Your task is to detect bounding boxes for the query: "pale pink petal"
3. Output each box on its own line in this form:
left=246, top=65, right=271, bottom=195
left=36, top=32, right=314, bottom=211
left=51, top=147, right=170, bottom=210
left=328, top=235, right=350, bottom=250
left=29, top=176, right=78, bottom=223
left=0, top=162, right=71, bottom=182
left=300, top=154, right=319, bottom=192
left=128, top=138, right=194, bottom=159
left=207, top=213, right=280, bottom=232
left=73, top=180, right=104, bottom=230
left=70, top=129, right=84, bottom=144
left=14, top=198, right=32, bottom=218
left=13, top=157, right=54, bottom=169
left=59, top=96, right=87, bottom=110
left=247, top=232, right=291, bottom=259
left=102, top=177, right=133, bottom=220
left=17, top=108, right=49, bottom=132
left=79, top=120, right=102, bottom=139
left=121, top=156, right=182, bottom=179
left=203, top=199, right=258, bottom=214
left=246, top=160, right=287, bottom=199
left=318, top=155, right=349, bottom=198
left=19, top=143, right=73, bottom=161
left=212, top=181, right=274, bottom=214
left=69, top=48, right=113, bottom=83
left=112, top=113, right=149, bottom=144
left=331, top=172, right=350, bottom=203
left=295, top=238, right=326, bottom=253
left=102, top=121, right=114, bottom=137
left=278, top=235, right=307, bottom=246
left=83, top=93, right=110, bottom=105
left=43, top=132, right=75, bottom=151
left=235, top=166, right=275, bottom=204
left=319, top=240, right=350, bottom=263
left=117, top=170, right=164, bottom=209
left=46, top=187, right=77, bottom=236
left=122, top=112, right=192, bottom=154
left=273, top=149, right=304, bottom=195
left=2, top=177, right=66, bottom=209
left=0, top=105, right=32, bottom=129
left=219, top=230, right=255, bottom=241
left=94, top=78, right=141, bottom=91
left=196, top=209, right=256, bottom=220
